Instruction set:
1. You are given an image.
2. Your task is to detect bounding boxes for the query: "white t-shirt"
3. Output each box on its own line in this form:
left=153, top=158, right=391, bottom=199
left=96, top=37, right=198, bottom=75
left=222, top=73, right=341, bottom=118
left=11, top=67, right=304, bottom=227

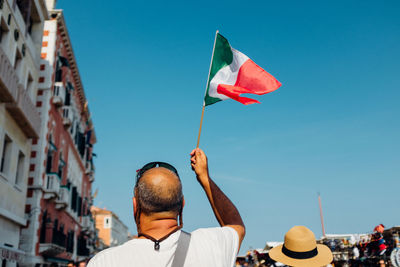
left=88, top=227, right=239, bottom=267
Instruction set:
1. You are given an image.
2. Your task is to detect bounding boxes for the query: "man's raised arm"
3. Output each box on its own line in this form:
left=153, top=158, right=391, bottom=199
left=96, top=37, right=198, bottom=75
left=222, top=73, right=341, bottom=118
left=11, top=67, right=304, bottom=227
left=190, top=148, right=245, bottom=247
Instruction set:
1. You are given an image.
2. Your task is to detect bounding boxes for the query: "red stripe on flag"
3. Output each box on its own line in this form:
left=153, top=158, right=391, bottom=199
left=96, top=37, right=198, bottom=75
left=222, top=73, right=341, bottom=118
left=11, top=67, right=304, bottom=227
left=217, top=59, right=282, bottom=105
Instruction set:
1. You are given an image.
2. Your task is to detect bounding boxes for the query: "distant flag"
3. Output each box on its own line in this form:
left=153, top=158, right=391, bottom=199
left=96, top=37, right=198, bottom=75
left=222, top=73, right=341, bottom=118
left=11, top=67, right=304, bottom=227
left=204, top=32, right=281, bottom=106
left=93, top=188, right=98, bottom=199
left=196, top=31, right=282, bottom=147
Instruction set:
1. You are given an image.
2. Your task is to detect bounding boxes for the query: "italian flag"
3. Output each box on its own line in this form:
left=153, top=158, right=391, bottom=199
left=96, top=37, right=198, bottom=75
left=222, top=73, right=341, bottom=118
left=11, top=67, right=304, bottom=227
left=204, top=33, right=282, bottom=106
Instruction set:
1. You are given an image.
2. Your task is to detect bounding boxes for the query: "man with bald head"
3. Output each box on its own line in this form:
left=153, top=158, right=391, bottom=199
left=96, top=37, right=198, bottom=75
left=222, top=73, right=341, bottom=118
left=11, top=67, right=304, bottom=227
left=88, top=148, right=245, bottom=267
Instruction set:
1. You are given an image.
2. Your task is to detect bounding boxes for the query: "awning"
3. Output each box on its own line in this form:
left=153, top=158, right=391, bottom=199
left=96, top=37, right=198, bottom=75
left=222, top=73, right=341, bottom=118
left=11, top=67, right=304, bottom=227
left=45, top=256, right=70, bottom=263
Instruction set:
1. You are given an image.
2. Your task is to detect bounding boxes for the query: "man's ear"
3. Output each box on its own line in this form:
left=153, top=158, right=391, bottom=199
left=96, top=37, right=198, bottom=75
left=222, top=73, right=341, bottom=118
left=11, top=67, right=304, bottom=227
left=182, top=196, right=185, bottom=209
left=133, top=197, right=137, bottom=215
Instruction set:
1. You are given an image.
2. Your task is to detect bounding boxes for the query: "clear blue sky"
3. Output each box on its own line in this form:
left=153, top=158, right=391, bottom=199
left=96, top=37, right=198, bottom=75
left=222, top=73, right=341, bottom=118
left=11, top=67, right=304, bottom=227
left=58, top=0, right=400, bottom=254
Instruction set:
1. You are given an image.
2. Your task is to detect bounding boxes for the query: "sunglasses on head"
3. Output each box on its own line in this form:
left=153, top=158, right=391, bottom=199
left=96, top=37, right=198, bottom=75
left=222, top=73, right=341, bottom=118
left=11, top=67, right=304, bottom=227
left=136, top=162, right=179, bottom=184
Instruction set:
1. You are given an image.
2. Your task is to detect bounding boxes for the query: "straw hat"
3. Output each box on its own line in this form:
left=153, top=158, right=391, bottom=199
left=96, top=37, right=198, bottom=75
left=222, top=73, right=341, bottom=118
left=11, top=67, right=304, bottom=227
left=269, top=226, right=333, bottom=267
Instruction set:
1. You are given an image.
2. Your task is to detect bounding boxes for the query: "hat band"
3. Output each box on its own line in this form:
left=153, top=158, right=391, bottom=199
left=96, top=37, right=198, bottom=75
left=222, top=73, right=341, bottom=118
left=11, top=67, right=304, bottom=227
left=282, top=245, right=318, bottom=259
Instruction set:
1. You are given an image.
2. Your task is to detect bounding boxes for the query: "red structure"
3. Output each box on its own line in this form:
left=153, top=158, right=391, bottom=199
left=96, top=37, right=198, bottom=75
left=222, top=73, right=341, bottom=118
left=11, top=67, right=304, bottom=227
left=20, top=10, right=97, bottom=266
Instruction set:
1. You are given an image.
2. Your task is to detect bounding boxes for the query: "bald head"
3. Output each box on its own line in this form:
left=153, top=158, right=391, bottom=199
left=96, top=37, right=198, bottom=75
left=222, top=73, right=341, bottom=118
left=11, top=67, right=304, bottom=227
left=135, top=167, right=183, bottom=215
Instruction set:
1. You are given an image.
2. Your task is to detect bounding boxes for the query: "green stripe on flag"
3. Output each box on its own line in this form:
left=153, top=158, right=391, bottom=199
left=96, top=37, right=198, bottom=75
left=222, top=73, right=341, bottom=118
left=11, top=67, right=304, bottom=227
left=204, top=33, right=233, bottom=106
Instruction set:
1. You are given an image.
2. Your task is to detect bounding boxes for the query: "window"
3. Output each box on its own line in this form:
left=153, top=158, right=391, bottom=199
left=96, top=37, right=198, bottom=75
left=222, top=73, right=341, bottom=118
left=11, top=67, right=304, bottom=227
left=104, top=216, right=111, bottom=229
left=55, top=67, right=62, bottom=82
left=0, top=135, right=12, bottom=176
left=66, top=230, right=74, bottom=253
left=67, top=81, right=74, bottom=91
left=14, top=49, right=23, bottom=79
left=55, top=55, right=63, bottom=82
left=26, top=3, right=42, bottom=43
left=39, top=211, right=47, bottom=243
left=0, top=18, right=10, bottom=46
left=59, top=56, right=69, bottom=67
left=15, top=151, right=25, bottom=185
left=46, top=150, right=53, bottom=173
left=77, top=132, right=86, bottom=158
left=58, top=153, right=64, bottom=178
left=71, top=186, right=77, bottom=211
left=16, top=0, right=30, bottom=22
left=57, top=162, right=63, bottom=178
left=77, top=196, right=82, bottom=216
left=26, top=73, right=34, bottom=94
left=64, top=90, right=71, bottom=106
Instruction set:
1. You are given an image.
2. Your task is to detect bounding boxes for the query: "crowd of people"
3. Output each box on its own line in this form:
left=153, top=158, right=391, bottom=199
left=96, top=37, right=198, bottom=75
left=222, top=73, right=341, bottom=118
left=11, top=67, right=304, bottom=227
left=236, top=224, right=400, bottom=267
left=322, top=224, right=399, bottom=266
left=48, top=260, right=89, bottom=267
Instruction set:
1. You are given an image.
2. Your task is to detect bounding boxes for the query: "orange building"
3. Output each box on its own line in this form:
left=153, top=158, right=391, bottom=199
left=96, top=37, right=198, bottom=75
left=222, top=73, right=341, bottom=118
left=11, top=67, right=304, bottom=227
left=91, top=207, right=130, bottom=248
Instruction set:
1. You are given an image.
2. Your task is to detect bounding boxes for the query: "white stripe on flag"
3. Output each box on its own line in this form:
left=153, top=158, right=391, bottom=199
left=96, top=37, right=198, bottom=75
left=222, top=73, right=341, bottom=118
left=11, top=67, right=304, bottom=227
left=208, top=48, right=249, bottom=99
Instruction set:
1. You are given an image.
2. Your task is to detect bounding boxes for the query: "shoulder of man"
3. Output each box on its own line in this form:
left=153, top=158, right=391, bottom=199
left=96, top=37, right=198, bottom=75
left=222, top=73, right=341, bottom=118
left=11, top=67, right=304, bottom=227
left=191, top=226, right=239, bottom=251
left=87, top=241, right=132, bottom=267
left=190, top=227, right=239, bottom=265
left=192, top=226, right=238, bottom=237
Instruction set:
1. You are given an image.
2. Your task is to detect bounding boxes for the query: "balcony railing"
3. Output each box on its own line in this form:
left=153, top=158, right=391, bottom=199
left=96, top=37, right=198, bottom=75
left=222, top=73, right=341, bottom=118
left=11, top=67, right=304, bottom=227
left=62, top=106, right=73, bottom=127
left=43, top=173, right=61, bottom=199
left=0, top=45, right=19, bottom=102
left=0, top=44, right=41, bottom=138
left=39, top=225, right=66, bottom=256
left=88, top=172, right=95, bottom=183
left=53, top=82, right=66, bottom=107
left=55, top=187, right=69, bottom=209
left=6, top=84, right=42, bottom=138
left=81, top=216, right=91, bottom=231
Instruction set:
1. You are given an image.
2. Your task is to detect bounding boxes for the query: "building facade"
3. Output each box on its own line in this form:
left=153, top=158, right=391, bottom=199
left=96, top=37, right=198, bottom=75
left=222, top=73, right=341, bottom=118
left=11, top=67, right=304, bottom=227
left=19, top=4, right=97, bottom=266
left=91, top=207, right=130, bottom=248
left=0, top=0, right=48, bottom=266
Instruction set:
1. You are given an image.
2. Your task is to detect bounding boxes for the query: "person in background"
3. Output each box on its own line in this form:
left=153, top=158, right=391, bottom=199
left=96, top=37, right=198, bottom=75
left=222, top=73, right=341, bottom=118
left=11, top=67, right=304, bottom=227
left=78, top=260, right=87, bottom=267
left=269, top=226, right=333, bottom=267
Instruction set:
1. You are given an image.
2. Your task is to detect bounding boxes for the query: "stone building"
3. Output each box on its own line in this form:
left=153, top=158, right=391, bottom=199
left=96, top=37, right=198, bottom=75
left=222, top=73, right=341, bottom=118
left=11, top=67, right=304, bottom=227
left=0, top=0, right=48, bottom=266
left=19, top=2, right=97, bottom=266
left=91, top=207, right=130, bottom=249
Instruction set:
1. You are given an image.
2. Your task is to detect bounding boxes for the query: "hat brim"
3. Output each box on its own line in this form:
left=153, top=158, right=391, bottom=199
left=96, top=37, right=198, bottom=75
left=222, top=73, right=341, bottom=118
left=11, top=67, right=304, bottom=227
left=269, top=244, right=333, bottom=267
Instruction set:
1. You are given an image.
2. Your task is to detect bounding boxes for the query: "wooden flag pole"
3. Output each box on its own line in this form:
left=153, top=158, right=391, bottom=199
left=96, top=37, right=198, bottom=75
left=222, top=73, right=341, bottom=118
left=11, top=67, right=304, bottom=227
left=196, top=105, right=206, bottom=148
left=196, top=30, right=219, bottom=148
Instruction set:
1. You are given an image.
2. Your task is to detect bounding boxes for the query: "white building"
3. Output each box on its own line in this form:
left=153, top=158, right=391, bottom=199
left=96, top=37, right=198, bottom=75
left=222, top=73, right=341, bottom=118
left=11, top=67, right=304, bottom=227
left=0, top=0, right=48, bottom=266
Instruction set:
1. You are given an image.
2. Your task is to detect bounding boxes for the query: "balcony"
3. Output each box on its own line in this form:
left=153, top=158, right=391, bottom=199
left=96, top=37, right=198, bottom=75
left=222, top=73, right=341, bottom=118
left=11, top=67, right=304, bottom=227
left=0, top=46, right=41, bottom=138
left=62, top=106, right=73, bottom=127
left=52, top=82, right=66, bottom=107
left=81, top=216, right=91, bottom=231
left=85, top=160, right=95, bottom=175
left=88, top=172, right=95, bottom=183
left=39, top=243, right=65, bottom=256
left=6, top=84, right=41, bottom=138
left=39, top=226, right=66, bottom=256
left=0, top=45, right=19, bottom=102
left=43, top=173, right=61, bottom=199
left=55, top=187, right=69, bottom=209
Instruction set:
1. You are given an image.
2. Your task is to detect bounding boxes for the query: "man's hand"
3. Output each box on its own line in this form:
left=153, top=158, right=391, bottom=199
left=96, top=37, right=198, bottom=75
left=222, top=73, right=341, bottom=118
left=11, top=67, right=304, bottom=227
left=190, top=148, right=209, bottom=183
